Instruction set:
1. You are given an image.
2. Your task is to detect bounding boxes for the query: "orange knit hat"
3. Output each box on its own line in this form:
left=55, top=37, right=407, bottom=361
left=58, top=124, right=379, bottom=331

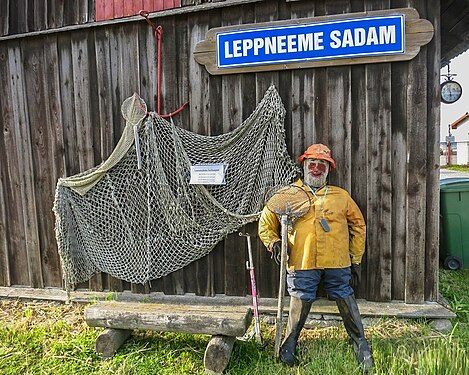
left=298, top=143, right=336, bottom=170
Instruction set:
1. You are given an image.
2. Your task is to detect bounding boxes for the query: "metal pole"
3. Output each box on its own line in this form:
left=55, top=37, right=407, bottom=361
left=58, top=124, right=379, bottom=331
left=239, top=232, right=265, bottom=348
left=274, top=214, right=288, bottom=358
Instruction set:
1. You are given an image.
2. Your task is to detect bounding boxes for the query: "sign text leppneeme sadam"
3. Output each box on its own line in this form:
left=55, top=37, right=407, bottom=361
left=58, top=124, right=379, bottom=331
left=216, top=15, right=404, bottom=69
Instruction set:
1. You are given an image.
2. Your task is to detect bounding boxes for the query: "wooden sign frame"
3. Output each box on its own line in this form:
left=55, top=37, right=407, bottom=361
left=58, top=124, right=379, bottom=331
left=193, top=8, right=434, bottom=75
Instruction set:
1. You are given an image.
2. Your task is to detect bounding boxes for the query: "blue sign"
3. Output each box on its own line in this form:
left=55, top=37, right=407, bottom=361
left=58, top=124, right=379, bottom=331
left=216, top=15, right=405, bottom=68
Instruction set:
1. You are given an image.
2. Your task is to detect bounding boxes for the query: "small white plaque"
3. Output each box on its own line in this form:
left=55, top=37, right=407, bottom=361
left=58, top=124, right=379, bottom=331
left=189, top=164, right=227, bottom=185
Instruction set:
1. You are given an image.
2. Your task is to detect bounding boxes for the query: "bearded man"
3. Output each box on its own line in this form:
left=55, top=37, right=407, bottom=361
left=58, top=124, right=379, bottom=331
left=258, top=143, right=374, bottom=371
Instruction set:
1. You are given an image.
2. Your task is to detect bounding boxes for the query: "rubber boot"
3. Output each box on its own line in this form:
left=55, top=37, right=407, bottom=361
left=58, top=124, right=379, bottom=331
left=336, top=295, right=375, bottom=371
left=279, top=297, right=312, bottom=366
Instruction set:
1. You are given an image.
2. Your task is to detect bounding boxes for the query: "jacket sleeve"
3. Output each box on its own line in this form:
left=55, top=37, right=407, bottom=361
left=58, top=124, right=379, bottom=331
left=346, top=196, right=366, bottom=264
left=258, top=206, right=281, bottom=252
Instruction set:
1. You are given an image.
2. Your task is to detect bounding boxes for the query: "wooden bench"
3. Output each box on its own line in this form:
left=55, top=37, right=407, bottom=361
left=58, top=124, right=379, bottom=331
left=85, top=301, right=253, bottom=374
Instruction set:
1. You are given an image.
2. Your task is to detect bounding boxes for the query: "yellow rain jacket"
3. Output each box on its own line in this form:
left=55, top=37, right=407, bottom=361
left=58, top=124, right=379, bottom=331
left=258, top=180, right=366, bottom=270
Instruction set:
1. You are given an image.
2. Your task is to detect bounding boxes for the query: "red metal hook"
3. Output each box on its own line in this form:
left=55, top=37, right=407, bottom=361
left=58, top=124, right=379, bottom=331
left=139, top=10, right=161, bottom=38
left=139, top=10, right=188, bottom=117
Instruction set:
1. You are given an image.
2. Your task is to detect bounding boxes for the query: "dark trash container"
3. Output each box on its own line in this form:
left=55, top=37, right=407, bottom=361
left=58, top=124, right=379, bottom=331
left=440, top=177, right=469, bottom=270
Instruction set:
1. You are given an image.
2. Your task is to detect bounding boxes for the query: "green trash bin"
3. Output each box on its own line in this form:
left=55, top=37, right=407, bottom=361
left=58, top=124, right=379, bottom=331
left=440, top=177, right=469, bottom=270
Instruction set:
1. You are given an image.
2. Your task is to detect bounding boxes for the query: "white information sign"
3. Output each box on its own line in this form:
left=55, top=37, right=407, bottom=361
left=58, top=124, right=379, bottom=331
left=190, top=164, right=227, bottom=185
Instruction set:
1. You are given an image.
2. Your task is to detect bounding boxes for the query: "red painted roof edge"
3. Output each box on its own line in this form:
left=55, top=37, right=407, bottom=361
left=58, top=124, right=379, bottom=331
left=451, top=112, right=469, bottom=129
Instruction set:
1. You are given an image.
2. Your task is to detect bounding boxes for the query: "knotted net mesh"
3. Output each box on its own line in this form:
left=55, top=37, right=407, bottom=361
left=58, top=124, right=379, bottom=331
left=54, top=85, right=298, bottom=291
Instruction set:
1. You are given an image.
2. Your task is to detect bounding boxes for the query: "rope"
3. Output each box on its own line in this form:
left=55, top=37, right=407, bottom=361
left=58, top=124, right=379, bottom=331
left=139, top=10, right=189, bottom=117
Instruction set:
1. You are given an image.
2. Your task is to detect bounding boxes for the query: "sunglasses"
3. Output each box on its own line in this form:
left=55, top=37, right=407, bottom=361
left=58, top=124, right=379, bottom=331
left=306, top=160, right=328, bottom=173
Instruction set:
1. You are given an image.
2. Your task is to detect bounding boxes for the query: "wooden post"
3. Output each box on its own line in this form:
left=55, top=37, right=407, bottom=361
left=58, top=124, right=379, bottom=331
left=203, top=335, right=236, bottom=374
left=85, top=302, right=252, bottom=336
left=95, top=328, right=132, bottom=358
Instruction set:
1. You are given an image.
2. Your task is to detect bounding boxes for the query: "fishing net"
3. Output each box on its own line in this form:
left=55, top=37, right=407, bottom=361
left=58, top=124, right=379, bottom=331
left=265, top=184, right=312, bottom=232
left=265, top=185, right=312, bottom=219
left=53, top=85, right=298, bottom=291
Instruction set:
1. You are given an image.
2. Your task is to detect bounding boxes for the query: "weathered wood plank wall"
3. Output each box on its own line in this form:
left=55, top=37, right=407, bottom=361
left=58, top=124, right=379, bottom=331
left=0, top=0, right=440, bottom=303
left=0, top=0, right=237, bottom=37
left=0, top=0, right=94, bottom=34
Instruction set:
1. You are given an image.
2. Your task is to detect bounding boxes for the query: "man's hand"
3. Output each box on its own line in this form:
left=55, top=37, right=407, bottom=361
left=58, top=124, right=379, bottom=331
left=271, top=241, right=282, bottom=265
left=270, top=241, right=291, bottom=266
left=350, top=263, right=361, bottom=289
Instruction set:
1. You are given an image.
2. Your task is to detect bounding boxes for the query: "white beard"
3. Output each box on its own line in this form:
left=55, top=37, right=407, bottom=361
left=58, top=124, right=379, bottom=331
left=304, top=173, right=328, bottom=188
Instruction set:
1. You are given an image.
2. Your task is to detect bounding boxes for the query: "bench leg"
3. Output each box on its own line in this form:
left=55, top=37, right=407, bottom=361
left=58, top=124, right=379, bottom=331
left=204, top=335, right=236, bottom=374
left=95, top=328, right=132, bottom=358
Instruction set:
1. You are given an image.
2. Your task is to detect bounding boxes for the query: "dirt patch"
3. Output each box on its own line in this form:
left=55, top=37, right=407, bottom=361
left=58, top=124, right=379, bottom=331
left=0, top=299, right=86, bottom=327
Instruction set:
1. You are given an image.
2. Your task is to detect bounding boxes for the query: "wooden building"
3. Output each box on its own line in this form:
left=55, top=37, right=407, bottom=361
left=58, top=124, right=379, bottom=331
left=0, top=0, right=465, bottom=311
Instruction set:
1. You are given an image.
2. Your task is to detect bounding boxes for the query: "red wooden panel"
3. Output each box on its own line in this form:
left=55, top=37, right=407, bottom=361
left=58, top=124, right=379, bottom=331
left=104, top=1, right=114, bottom=20
left=96, top=0, right=181, bottom=20
left=132, top=0, right=143, bottom=14
left=95, top=0, right=106, bottom=21
left=154, top=0, right=164, bottom=11
left=124, top=1, right=134, bottom=16
left=163, top=0, right=174, bottom=9
left=142, top=0, right=153, bottom=12
left=114, top=0, right=124, bottom=18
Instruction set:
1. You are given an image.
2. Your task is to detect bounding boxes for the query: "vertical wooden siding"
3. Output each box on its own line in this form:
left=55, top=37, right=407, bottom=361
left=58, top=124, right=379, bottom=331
left=0, top=0, right=440, bottom=303
left=0, top=0, right=231, bottom=37
left=0, top=0, right=94, bottom=35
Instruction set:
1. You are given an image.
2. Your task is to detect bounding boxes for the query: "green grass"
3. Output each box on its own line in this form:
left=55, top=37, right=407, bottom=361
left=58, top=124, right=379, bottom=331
left=441, top=164, right=469, bottom=172
left=440, top=269, right=469, bottom=322
left=1, top=271, right=469, bottom=375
